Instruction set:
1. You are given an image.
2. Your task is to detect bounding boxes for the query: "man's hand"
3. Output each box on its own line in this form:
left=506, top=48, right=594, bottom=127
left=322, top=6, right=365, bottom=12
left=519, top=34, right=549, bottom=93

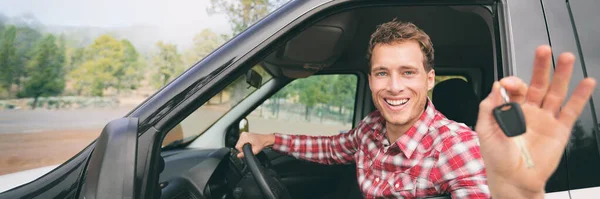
left=475, top=45, right=596, bottom=199
left=235, top=132, right=275, bottom=158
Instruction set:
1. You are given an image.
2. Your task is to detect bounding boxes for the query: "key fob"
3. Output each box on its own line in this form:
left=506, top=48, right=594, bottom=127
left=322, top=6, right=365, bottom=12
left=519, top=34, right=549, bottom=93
left=492, top=102, right=527, bottom=137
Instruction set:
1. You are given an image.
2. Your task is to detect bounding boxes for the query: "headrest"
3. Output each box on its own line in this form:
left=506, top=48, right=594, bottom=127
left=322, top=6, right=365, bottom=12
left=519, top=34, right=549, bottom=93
left=432, top=78, right=479, bottom=127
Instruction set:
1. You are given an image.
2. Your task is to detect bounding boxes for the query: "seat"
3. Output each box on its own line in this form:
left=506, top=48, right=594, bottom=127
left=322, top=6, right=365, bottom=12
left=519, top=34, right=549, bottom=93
left=432, top=78, right=480, bottom=128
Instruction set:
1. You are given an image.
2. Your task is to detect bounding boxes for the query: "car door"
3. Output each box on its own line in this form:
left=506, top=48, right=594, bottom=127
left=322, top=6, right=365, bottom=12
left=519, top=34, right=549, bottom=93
left=233, top=73, right=364, bottom=199
left=541, top=0, right=600, bottom=198
left=502, top=0, right=574, bottom=198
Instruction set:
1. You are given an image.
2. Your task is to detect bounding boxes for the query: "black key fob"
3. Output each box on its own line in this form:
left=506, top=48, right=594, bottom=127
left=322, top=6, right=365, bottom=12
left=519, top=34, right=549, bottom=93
left=492, top=102, right=527, bottom=137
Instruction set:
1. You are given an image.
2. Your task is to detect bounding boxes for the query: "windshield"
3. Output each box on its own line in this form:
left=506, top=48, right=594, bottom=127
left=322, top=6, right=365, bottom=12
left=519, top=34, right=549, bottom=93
left=162, top=64, right=273, bottom=148
left=0, top=0, right=288, bottom=184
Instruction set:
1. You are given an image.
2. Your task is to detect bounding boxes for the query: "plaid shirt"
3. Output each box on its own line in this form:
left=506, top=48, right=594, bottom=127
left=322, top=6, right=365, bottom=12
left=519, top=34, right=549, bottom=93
left=272, top=100, right=490, bottom=198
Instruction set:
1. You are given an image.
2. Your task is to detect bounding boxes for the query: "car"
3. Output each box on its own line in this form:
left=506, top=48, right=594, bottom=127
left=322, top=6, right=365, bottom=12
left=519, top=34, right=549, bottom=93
left=1, top=0, right=598, bottom=198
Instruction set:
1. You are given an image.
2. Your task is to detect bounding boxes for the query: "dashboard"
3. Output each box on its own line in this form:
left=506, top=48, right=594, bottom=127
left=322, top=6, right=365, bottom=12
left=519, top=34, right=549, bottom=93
left=158, top=147, right=241, bottom=199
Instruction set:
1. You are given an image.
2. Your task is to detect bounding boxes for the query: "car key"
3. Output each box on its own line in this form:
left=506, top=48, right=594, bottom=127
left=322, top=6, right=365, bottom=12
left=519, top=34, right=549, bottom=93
left=493, top=87, right=534, bottom=168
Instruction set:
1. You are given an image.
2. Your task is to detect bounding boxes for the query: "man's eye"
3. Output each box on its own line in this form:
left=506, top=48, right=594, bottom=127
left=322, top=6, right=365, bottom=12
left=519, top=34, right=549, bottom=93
left=375, top=72, right=387, bottom=76
left=403, top=71, right=415, bottom=76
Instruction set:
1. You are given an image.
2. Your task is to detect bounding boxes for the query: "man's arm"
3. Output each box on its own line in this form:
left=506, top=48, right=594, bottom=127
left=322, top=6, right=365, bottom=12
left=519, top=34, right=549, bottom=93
left=270, top=128, right=362, bottom=165
left=435, top=130, right=490, bottom=199
left=235, top=124, right=364, bottom=165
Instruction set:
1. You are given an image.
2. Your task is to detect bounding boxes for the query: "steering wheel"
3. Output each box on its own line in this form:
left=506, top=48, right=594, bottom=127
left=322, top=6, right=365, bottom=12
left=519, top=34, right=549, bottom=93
left=241, top=143, right=291, bottom=199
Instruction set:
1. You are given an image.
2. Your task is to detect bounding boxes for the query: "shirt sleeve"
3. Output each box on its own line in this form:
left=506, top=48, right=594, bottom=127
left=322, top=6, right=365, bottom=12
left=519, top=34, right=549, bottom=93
left=434, top=130, right=491, bottom=199
left=271, top=125, right=363, bottom=165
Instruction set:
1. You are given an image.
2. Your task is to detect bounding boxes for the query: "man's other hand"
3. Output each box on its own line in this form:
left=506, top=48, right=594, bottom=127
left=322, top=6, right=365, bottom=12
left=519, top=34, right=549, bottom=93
left=475, top=45, right=597, bottom=199
left=235, top=132, right=275, bottom=158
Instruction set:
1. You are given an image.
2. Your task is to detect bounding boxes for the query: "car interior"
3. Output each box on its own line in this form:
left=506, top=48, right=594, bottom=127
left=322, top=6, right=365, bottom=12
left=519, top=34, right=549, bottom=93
left=157, top=4, right=496, bottom=199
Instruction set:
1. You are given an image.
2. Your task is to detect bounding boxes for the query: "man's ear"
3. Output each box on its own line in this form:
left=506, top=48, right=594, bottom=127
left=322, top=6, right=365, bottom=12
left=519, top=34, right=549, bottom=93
left=427, top=69, right=435, bottom=91
left=367, top=72, right=373, bottom=91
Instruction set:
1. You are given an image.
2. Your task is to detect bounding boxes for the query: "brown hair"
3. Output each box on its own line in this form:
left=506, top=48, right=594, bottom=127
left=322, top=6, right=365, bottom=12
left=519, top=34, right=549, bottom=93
left=366, top=19, right=434, bottom=71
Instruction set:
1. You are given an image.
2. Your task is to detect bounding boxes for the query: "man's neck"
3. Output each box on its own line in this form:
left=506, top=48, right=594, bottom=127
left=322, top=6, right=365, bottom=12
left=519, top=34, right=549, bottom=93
left=385, top=122, right=412, bottom=145
left=385, top=103, right=428, bottom=144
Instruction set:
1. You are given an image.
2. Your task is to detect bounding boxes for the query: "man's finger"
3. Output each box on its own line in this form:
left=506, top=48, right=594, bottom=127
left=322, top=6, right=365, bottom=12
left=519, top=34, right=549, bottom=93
left=558, top=78, right=597, bottom=127
left=542, top=53, right=575, bottom=114
left=526, top=45, right=553, bottom=106
left=476, top=82, right=505, bottom=140
left=500, top=76, right=528, bottom=103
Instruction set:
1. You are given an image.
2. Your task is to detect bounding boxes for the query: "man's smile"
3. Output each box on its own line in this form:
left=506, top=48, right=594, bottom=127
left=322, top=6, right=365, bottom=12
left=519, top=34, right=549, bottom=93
left=383, top=98, right=410, bottom=111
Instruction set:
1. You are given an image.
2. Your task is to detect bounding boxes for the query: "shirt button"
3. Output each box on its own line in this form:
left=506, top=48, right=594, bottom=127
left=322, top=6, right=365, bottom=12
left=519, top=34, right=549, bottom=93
left=395, top=183, right=400, bottom=188
left=375, top=178, right=380, bottom=182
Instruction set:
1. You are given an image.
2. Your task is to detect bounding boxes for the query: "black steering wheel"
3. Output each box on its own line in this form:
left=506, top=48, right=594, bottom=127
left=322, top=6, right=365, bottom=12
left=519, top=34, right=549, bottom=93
left=241, top=143, right=291, bottom=199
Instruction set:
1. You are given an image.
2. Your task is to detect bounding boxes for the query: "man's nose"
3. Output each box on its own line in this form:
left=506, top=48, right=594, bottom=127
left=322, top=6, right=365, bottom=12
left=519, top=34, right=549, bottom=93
left=388, top=74, right=405, bottom=93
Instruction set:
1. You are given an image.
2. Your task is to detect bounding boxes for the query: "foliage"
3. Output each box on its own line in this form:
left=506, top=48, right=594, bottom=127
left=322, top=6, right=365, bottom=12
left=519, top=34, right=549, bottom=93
left=19, top=34, right=65, bottom=108
left=184, top=29, right=227, bottom=67
left=207, top=0, right=288, bottom=36
left=151, top=41, right=184, bottom=89
left=0, top=25, right=17, bottom=95
left=279, top=75, right=357, bottom=122
left=69, top=34, right=143, bottom=96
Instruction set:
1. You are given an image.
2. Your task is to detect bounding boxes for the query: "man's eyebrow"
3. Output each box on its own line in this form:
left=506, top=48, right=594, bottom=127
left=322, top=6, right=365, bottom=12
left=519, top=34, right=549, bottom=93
left=371, top=66, right=388, bottom=71
left=398, top=65, right=418, bottom=70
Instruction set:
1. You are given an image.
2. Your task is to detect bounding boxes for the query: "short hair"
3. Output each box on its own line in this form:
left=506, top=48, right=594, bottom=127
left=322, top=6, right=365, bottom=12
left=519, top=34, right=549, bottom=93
left=366, top=19, right=434, bottom=71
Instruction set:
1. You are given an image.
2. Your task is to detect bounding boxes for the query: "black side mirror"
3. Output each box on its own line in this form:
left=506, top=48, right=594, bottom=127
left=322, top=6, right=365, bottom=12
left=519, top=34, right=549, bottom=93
left=246, top=69, right=263, bottom=89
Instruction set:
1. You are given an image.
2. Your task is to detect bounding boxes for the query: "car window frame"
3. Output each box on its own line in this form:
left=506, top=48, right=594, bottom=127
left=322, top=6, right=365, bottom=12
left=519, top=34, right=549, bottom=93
left=245, top=73, right=361, bottom=136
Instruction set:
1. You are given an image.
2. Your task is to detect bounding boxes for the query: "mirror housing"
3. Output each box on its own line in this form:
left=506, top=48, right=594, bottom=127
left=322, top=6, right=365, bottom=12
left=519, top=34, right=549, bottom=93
left=239, top=118, right=249, bottom=133
left=246, top=69, right=263, bottom=89
left=82, top=117, right=138, bottom=199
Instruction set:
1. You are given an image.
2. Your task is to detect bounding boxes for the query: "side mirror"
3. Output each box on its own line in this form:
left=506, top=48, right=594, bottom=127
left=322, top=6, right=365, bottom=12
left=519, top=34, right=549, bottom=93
left=246, top=69, right=263, bottom=89
left=239, top=118, right=249, bottom=134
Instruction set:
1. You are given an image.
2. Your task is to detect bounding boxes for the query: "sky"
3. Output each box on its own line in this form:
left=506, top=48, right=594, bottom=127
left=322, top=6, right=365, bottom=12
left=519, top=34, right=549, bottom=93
left=0, top=0, right=230, bottom=30
left=0, top=0, right=233, bottom=48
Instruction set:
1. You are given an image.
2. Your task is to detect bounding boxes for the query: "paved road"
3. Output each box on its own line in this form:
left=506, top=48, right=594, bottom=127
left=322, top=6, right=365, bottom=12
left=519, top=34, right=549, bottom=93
left=0, top=108, right=131, bottom=134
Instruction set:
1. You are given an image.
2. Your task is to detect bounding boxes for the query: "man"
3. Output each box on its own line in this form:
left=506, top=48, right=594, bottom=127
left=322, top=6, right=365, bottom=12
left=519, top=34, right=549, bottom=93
left=237, top=20, right=598, bottom=198
left=237, top=19, right=489, bottom=198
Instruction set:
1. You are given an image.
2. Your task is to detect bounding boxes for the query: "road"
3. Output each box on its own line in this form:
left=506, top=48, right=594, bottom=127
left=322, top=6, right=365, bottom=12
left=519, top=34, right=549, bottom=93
left=0, top=106, right=350, bottom=175
left=0, top=108, right=131, bottom=134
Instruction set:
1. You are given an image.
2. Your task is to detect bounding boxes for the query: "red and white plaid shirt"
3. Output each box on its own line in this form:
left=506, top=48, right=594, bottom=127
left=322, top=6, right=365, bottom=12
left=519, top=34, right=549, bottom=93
left=272, top=100, right=490, bottom=199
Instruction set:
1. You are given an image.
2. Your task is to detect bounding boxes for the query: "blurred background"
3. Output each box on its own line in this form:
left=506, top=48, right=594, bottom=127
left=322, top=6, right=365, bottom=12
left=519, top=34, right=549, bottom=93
left=0, top=0, right=292, bottom=176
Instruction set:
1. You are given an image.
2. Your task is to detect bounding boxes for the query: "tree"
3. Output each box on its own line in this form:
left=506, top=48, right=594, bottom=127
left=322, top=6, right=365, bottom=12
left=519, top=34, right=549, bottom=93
left=152, top=41, right=183, bottom=89
left=19, top=34, right=65, bottom=108
left=207, top=0, right=288, bottom=36
left=0, top=25, right=17, bottom=97
left=69, top=34, right=125, bottom=96
left=116, top=39, right=143, bottom=93
left=295, top=76, right=331, bottom=122
left=331, top=75, right=357, bottom=114
left=13, top=26, right=43, bottom=93
left=184, top=29, right=227, bottom=67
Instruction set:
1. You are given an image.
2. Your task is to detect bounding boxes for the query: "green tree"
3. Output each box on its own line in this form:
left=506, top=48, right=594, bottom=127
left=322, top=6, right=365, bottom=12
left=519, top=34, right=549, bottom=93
left=270, top=85, right=291, bottom=118
left=0, top=25, right=17, bottom=97
left=152, top=41, right=183, bottom=89
left=295, top=76, right=331, bottom=121
left=13, top=27, right=43, bottom=93
left=207, top=0, right=288, bottom=36
left=332, top=75, right=357, bottom=114
left=116, top=39, right=143, bottom=93
left=70, top=34, right=125, bottom=96
left=184, top=29, right=227, bottom=67
left=19, top=34, right=65, bottom=108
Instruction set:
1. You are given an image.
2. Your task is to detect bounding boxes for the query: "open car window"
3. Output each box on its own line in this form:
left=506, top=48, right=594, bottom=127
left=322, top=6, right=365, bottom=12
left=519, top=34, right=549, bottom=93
left=249, top=74, right=358, bottom=136
left=162, top=65, right=273, bottom=147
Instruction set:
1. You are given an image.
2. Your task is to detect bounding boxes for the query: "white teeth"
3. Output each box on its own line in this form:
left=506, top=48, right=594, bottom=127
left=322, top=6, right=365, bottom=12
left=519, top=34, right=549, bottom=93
left=385, top=99, right=408, bottom=106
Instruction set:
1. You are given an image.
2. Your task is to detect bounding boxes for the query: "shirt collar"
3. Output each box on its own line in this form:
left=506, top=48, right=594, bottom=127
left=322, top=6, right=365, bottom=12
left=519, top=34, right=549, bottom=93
left=369, top=98, right=438, bottom=158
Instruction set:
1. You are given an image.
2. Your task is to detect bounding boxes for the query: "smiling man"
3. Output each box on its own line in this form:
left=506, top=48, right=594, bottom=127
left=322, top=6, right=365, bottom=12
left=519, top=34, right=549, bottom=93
left=236, top=19, right=489, bottom=198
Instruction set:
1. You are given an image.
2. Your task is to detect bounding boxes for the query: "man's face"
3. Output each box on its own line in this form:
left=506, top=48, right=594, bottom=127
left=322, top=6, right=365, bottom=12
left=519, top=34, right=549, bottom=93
left=368, top=41, right=435, bottom=128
